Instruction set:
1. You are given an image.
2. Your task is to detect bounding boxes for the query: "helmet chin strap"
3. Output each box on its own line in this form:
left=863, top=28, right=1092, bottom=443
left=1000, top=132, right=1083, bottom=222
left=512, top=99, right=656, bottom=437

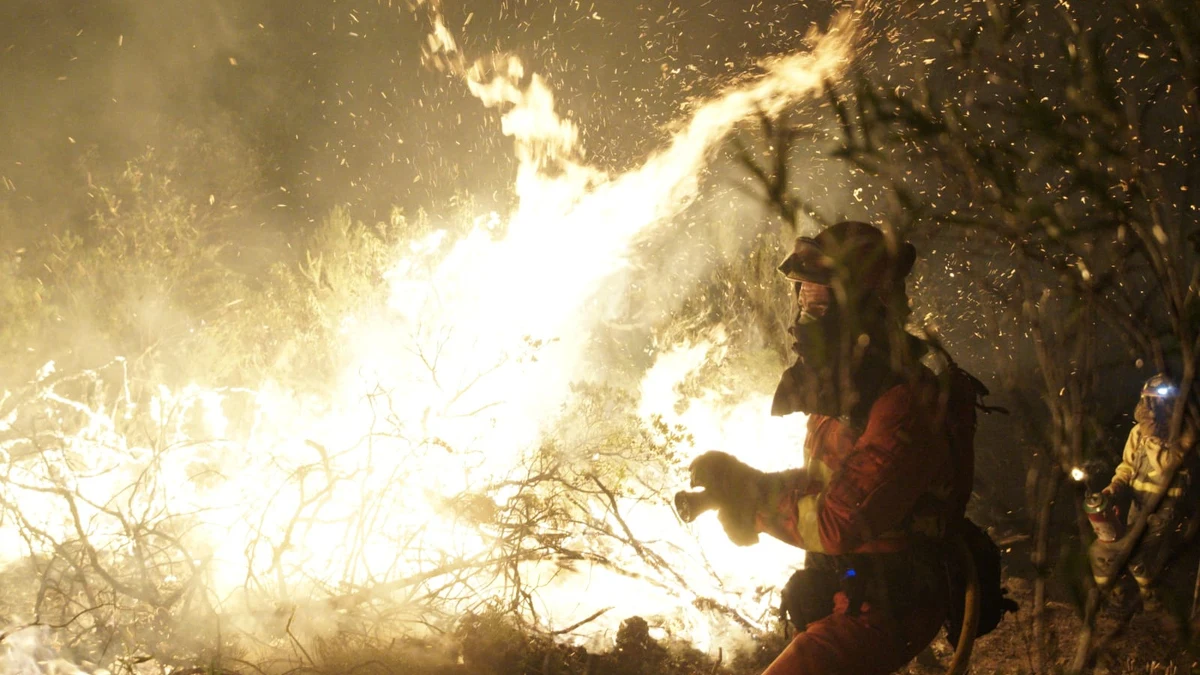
left=773, top=302, right=915, bottom=424
left=774, top=309, right=858, bottom=420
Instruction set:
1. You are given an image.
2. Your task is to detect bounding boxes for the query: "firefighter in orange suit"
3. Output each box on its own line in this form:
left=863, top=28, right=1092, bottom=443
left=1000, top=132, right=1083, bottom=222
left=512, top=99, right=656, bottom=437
left=688, top=222, right=979, bottom=674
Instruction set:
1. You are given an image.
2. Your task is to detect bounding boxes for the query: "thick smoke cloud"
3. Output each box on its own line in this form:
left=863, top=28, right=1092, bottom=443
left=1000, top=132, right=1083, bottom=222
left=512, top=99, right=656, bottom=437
left=2, top=2, right=888, bottom=231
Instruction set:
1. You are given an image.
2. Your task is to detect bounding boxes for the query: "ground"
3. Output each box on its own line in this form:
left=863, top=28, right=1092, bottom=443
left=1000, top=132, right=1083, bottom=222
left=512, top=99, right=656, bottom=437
left=901, top=576, right=1199, bottom=675
left=302, top=575, right=1200, bottom=675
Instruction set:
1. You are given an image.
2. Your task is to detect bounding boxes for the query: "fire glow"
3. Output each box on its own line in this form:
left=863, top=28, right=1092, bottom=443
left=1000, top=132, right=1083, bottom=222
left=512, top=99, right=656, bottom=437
left=0, top=8, right=857, bottom=669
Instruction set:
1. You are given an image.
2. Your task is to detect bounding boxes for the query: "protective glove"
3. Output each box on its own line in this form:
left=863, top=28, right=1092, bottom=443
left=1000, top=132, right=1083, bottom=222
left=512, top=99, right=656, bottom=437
left=687, top=451, right=767, bottom=546
left=1101, top=483, right=1131, bottom=524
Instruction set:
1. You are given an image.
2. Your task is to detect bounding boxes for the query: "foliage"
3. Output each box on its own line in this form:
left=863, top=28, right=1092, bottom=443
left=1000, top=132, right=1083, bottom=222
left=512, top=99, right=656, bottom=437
left=787, top=0, right=1200, bottom=672
left=13, top=4, right=1200, bottom=672
left=274, top=608, right=781, bottom=675
left=0, top=324, right=753, bottom=673
left=0, top=136, right=418, bottom=392
left=0, top=113, right=795, bottom=672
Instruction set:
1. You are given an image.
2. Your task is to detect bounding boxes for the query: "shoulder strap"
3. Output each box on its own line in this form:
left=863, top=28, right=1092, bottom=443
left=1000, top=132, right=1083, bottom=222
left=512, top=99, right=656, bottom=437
left=926, top=339, right=1009, bottom=416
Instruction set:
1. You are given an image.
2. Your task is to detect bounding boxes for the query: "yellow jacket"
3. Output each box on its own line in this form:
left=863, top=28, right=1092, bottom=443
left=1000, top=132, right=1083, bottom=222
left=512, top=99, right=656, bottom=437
left=1112, top=421, right=1197, bottom=503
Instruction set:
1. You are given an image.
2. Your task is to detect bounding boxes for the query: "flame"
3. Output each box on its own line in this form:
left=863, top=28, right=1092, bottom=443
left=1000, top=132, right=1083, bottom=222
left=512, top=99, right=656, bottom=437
left=633, top=330, right=808, bottom=630
left=366, top=0, right=856, bottom=486
left=0, top=6, right=858, bottom=669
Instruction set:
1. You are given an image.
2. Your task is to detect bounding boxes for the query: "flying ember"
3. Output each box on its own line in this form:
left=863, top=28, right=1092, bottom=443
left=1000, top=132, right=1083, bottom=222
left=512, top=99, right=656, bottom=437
left=0, top=5, right=857, bottom=671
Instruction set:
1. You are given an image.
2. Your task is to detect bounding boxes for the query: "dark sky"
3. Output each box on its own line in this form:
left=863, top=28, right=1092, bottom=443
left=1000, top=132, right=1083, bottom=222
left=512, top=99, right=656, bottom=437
left=5, top=1, right=1154, bottom=241
left=1, top=0, right=874, bottom=236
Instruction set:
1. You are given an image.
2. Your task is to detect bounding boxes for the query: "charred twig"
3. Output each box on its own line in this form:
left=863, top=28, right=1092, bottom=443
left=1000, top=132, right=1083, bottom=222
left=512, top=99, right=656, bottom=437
left=549, top=607, right=612, bottom=635
left=0, top=603, right=113, bottom=644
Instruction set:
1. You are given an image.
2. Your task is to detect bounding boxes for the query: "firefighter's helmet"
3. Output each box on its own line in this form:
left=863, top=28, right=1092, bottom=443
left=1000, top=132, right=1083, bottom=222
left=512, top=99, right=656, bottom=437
left=777, top=221, right=916, bottom=295
left=1140, top=373, right=1177, bottom=399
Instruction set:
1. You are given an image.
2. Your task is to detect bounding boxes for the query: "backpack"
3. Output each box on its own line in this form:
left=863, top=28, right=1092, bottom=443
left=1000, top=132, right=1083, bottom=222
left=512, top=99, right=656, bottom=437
left=944, top=517, right=1019, bottom=646
left=936, top=353, right=1017, bottom=644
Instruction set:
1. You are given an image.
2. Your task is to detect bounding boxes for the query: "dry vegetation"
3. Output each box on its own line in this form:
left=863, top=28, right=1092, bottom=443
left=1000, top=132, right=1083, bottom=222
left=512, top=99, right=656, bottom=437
left=1, top=1, right=1199, bottom=673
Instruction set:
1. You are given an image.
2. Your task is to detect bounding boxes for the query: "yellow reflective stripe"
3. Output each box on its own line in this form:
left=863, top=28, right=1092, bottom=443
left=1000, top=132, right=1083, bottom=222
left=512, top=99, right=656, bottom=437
left=795, top=493, right=826, bottom=553
left=806, top=457, right=836, bottom=487
left=1130, top=478, right=1185, bottom=497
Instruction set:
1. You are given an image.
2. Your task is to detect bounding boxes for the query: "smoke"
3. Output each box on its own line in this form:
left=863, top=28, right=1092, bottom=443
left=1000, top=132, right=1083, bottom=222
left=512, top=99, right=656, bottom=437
left=0, top=0, right=1044, bottom=670
left=369, top=1, right=860, bottom=459
left=0, top=626, right=93, bottom=675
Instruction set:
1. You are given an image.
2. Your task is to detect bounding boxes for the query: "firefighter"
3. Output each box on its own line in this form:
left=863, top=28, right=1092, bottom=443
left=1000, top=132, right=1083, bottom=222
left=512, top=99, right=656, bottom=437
left=1091, top=374, right=1199, bottom=610
left=687, top=222, right=980, bottom=675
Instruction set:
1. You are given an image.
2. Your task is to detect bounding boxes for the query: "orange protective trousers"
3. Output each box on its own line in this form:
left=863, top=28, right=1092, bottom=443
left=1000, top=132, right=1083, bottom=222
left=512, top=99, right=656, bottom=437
left=762, top=591, right=946, bottom=675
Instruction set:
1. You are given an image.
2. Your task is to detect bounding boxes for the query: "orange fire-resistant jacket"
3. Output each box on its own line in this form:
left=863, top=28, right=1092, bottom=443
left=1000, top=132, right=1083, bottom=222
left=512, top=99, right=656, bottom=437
left=755, top=366, right=972, bottom=555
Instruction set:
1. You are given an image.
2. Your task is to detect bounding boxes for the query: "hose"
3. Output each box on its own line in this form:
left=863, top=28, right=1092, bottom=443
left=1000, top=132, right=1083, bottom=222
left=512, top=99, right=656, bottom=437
left=946, top=532, right=981, bottom=675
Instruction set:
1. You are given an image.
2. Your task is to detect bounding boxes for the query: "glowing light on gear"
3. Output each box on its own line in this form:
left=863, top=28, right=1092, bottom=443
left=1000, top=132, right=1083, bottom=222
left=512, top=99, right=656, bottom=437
left=1070, top=466, right=1087, bottom=482
left=1156, top=386, right=1172, bottom=396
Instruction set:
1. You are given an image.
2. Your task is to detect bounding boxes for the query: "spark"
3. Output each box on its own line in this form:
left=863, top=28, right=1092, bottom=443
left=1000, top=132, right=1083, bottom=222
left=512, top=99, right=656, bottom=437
left=0, top=3, right=863, bottom=666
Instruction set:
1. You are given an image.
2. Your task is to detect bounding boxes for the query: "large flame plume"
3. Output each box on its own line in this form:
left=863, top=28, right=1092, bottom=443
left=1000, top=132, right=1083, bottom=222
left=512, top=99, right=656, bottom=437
left=0, top=6, right=857, bottom=670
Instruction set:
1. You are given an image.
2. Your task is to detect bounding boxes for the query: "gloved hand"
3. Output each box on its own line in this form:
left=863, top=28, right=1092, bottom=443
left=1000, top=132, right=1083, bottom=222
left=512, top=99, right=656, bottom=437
left=689, top=451, right=760, bottom=495
left=1101, top=483, right=1131, bottom=523
left=687, top=451, right=766, bottom=546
